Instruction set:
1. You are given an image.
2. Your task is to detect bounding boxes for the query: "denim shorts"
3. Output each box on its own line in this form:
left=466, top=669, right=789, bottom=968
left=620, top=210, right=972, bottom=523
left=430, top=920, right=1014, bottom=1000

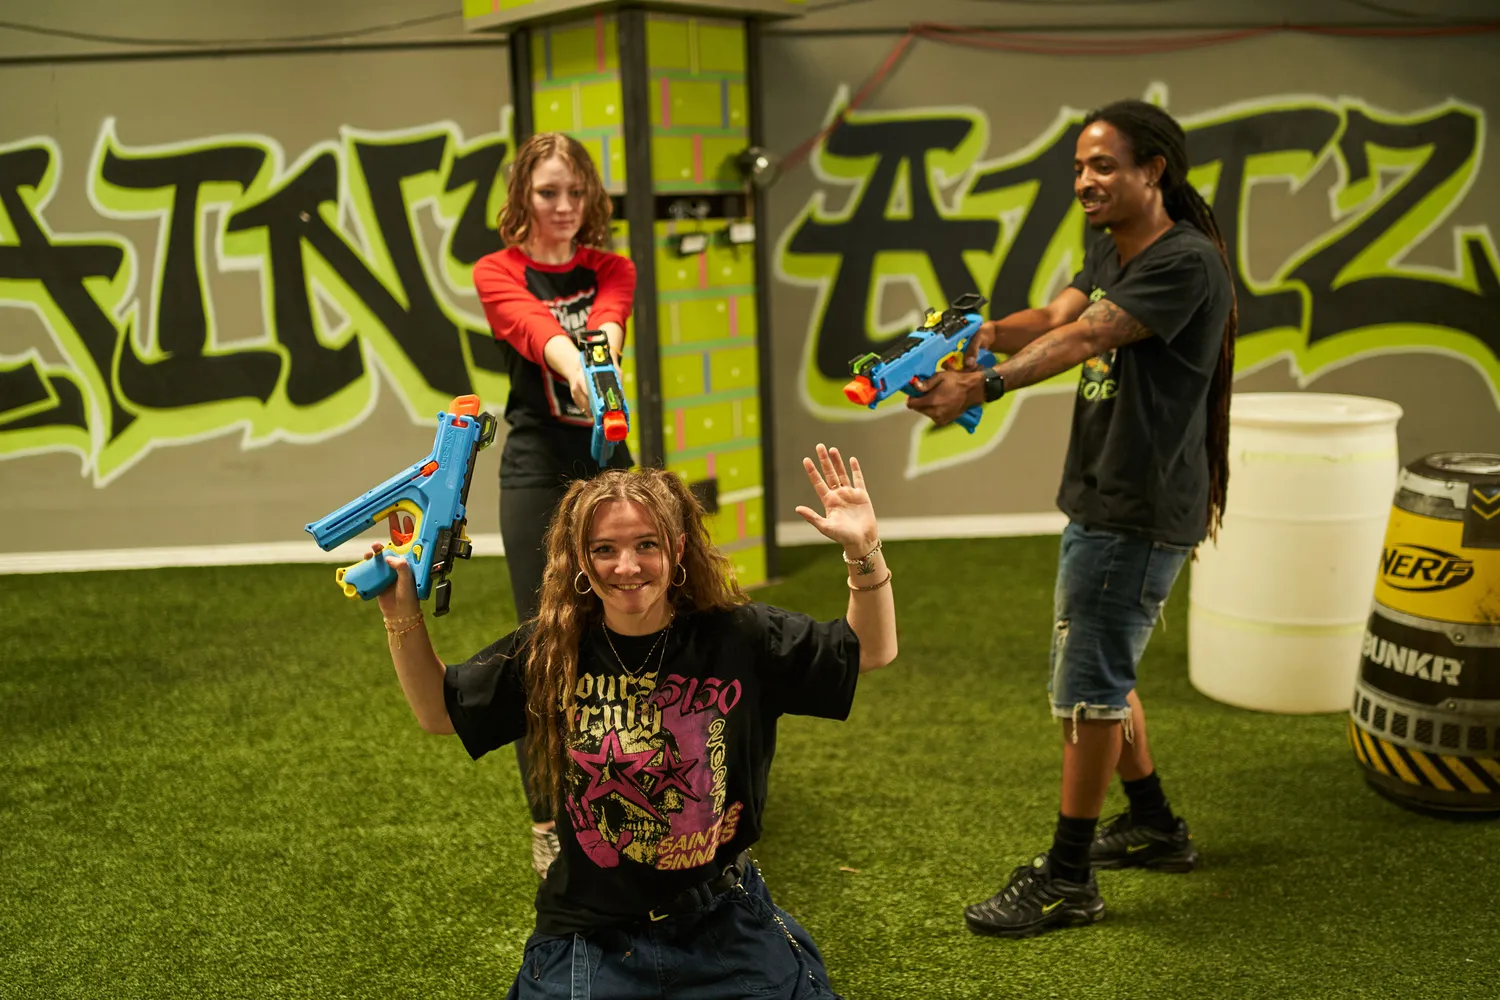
left=1048, top=521, right=1192, bottom=722
left=505, top=860, right=841, bottom=1000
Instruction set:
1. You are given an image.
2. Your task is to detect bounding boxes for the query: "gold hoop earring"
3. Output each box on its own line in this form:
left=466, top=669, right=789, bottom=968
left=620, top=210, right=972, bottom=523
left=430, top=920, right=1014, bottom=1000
left=672, top=564, right=687, bottom=587
left=573, top=571, right=593, bottom=595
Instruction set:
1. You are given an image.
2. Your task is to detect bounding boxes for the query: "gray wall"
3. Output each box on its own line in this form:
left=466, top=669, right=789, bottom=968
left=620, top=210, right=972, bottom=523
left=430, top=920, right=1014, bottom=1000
left=1, top=1, right=1496, bottom=558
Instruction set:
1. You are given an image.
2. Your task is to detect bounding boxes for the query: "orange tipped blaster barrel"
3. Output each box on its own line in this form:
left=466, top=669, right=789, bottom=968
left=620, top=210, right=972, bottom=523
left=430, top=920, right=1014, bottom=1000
left=841, top=293, right=994, bottom=433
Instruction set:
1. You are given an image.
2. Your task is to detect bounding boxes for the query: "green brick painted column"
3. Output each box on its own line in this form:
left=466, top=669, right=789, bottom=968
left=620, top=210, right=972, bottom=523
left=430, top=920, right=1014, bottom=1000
left=526, top=12, right=652, bottom=468
left=645, top=13, right=769, bottom=588
left=493, top=8, right=774, bottom=589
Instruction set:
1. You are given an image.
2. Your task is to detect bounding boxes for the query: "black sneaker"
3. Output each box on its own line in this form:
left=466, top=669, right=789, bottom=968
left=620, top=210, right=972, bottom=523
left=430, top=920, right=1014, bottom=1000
left=1090, top=812, right=1199, bottom=872
left=963, top=852, right=1105, bottom=938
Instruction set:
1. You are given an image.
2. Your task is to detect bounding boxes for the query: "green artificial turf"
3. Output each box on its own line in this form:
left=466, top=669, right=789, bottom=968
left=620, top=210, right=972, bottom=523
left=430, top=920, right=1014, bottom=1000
left=2, top=536, right=1495, bottom=999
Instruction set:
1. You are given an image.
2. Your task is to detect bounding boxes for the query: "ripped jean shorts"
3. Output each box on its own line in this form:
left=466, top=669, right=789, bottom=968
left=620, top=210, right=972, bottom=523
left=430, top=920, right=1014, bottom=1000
left=1048, top=521, right=1193, bottom=724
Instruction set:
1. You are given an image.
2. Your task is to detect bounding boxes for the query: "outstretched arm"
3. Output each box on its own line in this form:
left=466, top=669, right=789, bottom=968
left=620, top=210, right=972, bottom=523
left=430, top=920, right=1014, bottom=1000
left=365, top=542, right=456, bottom=735
left=988, top=297, right=1151, bottom=392
left=794, top=444, right=897, bottom=673
left=909, top=297, right=1153, bottom=426
left=588, top=251, right=637, bottom=364
left=974, top=286, right=1091, bottom=357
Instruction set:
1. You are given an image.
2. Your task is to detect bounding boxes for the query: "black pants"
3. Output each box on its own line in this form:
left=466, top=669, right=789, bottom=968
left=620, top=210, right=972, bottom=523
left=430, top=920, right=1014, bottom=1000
left=500, top=482, right=570, bottom=824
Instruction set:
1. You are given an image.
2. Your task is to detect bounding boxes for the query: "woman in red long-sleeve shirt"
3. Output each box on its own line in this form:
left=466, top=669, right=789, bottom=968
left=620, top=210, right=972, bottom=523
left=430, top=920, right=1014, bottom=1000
left=473, top=132, right=637, bottom=878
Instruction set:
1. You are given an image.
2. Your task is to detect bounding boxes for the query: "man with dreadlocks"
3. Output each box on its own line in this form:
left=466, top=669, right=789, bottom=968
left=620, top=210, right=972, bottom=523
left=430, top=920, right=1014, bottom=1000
left=908, top=98, right=1237, bottom=938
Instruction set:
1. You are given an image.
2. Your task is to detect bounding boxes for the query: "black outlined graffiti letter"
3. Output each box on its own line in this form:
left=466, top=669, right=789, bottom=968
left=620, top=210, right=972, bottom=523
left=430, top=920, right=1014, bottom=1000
left=96, top=140, right=283, bottom=409
left=784, top=115, right=999, bottom=383
left=0, top=143, right=130, bottom=446
left=1289, top=105, right=1500, bottom=359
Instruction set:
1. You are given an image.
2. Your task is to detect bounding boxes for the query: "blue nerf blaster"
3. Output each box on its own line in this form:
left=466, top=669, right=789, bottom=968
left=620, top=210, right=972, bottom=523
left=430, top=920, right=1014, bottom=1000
left=579, top=328, right=630, bottom=465
left=304, top=394, right=498, bottom=616
left=842, top=292, right=998, bottom=433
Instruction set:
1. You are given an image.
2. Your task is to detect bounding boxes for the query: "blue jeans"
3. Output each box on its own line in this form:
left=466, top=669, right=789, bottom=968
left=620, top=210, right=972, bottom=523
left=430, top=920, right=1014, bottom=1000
left=506, top=861, right=841, bottom=1000
left=1048, top=522, right=1192, bottom=722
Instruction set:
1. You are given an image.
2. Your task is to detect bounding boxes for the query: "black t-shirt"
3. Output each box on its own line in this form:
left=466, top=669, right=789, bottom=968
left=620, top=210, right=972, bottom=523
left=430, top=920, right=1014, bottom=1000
left=442, top=601, right=860, bottom=936
left=1057, top=221, right=1233, bottom=546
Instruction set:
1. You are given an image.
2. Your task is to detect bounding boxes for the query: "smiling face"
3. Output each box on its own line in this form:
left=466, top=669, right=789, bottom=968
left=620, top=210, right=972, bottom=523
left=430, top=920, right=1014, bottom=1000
left=527, top=153, right=586, bottom=248
left=585, top=499, right=683, bottom=627
left=1074, top=120, right=1163, bottom=231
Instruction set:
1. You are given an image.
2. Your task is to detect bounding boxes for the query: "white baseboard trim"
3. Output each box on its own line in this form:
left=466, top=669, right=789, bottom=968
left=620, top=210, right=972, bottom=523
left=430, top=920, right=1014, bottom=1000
left=0, top=514, right=1068, bottom=575
left=0, top=534, right=511, bottom=576
left=774, top=512, right=1068, bottom=547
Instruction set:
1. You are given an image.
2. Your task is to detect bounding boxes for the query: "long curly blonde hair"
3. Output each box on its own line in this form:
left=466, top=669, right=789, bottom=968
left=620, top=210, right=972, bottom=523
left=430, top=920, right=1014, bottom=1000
left=498, top=132, right=613, bottom=251
left=519, top=467, right=747, bottom=814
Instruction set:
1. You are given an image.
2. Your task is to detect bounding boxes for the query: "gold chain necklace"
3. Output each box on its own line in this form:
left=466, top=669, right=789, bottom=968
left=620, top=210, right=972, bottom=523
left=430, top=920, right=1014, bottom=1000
left=603, top=615, right=673, bottom=678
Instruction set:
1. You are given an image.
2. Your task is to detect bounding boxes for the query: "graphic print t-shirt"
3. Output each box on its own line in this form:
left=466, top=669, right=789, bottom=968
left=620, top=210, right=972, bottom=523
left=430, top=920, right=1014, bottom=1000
left=442, top=602, right=860, bottom=936
left=1057, top=222, right=1234, bottom=547
left=472, top=246, right=636, bottom=486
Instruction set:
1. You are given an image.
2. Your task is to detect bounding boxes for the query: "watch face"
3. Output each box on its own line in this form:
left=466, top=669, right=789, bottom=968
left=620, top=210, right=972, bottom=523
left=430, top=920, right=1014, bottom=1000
left=984, top=373, right=1005, bottom=402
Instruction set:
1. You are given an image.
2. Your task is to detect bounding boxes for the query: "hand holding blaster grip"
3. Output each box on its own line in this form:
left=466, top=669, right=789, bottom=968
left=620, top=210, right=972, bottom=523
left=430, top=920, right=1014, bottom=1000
left=304, top=394, right=497, bottom=616
left=580, top=329, right=630, bottom=466
left=842, top=292, right=997, bottom=433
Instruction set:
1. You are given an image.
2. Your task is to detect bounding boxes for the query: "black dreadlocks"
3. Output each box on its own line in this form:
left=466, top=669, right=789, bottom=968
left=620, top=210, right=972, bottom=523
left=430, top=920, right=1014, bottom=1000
left=1083, top=99, right=1239, bottom=542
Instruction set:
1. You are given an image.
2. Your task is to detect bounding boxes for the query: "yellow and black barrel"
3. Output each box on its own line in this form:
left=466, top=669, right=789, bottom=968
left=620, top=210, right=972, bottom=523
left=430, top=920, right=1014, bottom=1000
left=1349, top=452, right=1500, bottom=815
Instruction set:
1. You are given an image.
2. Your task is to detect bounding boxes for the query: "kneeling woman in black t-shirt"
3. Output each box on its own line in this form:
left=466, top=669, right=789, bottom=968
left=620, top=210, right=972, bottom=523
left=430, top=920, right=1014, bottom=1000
left=364, top=444, right=895, bottom=999
left=473, top=131, right=637, bottom=875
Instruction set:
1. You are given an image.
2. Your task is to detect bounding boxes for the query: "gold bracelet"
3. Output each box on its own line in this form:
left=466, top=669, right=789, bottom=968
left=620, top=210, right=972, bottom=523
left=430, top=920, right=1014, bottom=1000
left=386, top=619, right=425, bottom=649
left=383, top=613, right=422, bottom=627
left=847, top=570, right=892, bottom=593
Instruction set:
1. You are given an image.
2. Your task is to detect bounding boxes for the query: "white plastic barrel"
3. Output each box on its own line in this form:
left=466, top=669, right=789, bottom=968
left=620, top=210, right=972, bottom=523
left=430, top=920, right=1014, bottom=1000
left=1188, top=392, right=1403, bottom=714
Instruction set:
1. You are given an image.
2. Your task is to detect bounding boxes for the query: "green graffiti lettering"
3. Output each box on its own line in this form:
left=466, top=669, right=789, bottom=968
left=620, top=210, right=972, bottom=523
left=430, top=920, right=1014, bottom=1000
left=0, top=119, right=513, bottom=485
left=0, top=137, right=130, bottom=473
left=777, top=86, right=1500, bottom=478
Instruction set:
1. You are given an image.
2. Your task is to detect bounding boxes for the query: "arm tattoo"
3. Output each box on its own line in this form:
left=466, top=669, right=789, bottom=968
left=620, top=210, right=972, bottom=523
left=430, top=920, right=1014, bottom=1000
left=1079, top=299, right=1153, bottom=350
left=991, top=298, right=1153, bottom=391
left=993, top=332, right=1073, bottom=391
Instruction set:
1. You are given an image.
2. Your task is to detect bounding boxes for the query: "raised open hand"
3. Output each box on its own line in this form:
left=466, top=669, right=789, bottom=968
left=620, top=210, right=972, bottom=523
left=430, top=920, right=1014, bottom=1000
left=793, top=443, right=878, bottom=552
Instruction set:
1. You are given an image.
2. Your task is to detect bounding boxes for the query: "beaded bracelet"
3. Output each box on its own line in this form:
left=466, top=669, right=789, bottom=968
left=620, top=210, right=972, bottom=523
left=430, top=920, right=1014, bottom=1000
left=847, top=570, right=892, bottom=593
left=842, top=539, right=883, bottom=575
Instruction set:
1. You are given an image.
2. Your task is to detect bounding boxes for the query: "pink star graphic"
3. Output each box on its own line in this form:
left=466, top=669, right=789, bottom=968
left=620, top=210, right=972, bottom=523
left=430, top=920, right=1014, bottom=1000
left=570, top=729, right=663, bottom=819
left=645, top=746, right=701, bottom=803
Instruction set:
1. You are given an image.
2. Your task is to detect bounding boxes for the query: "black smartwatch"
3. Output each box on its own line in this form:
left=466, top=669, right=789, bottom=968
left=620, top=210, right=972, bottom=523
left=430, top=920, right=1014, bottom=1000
left=982, top=368, right=1006, bottom=402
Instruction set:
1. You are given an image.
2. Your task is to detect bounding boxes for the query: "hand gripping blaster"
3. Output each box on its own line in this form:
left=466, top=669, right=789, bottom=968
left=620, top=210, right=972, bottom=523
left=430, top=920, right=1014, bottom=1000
left=580, top=329, right=630, bottom=465
left=842, top=292, right=998, bottom=433
left=304, top=395, right=498, bottom=616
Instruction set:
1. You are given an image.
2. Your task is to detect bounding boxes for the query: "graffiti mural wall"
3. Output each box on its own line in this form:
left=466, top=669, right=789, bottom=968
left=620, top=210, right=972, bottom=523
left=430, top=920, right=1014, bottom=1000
left=0, top=45, right=518, bottom=556
left=2, top=27, right=1498, bottom=561
left=763, top=31, right=1500, bottom=529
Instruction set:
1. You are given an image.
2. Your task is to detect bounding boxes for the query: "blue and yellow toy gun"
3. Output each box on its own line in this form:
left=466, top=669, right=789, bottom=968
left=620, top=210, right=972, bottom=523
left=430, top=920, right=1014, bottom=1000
left=842, top=292, right=997, bottom=433
left=304, top=394, right=498, bottom=616
left=580, top=328, right=630, bottom=465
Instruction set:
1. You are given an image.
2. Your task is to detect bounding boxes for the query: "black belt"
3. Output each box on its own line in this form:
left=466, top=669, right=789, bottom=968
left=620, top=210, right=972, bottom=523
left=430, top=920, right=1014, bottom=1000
left=645, top=850, right=751, bottom=922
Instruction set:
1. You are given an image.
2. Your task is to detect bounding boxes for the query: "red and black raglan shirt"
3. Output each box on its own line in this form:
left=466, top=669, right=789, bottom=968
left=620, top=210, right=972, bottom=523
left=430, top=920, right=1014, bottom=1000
left=474, top=246, right=637, bottom=486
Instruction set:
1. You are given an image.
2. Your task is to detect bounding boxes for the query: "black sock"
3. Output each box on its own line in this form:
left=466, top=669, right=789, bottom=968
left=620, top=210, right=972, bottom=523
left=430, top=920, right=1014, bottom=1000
left=1049, top=813, right=1097, bottom=884
left=1123, top=771, right=1176, bottom=832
